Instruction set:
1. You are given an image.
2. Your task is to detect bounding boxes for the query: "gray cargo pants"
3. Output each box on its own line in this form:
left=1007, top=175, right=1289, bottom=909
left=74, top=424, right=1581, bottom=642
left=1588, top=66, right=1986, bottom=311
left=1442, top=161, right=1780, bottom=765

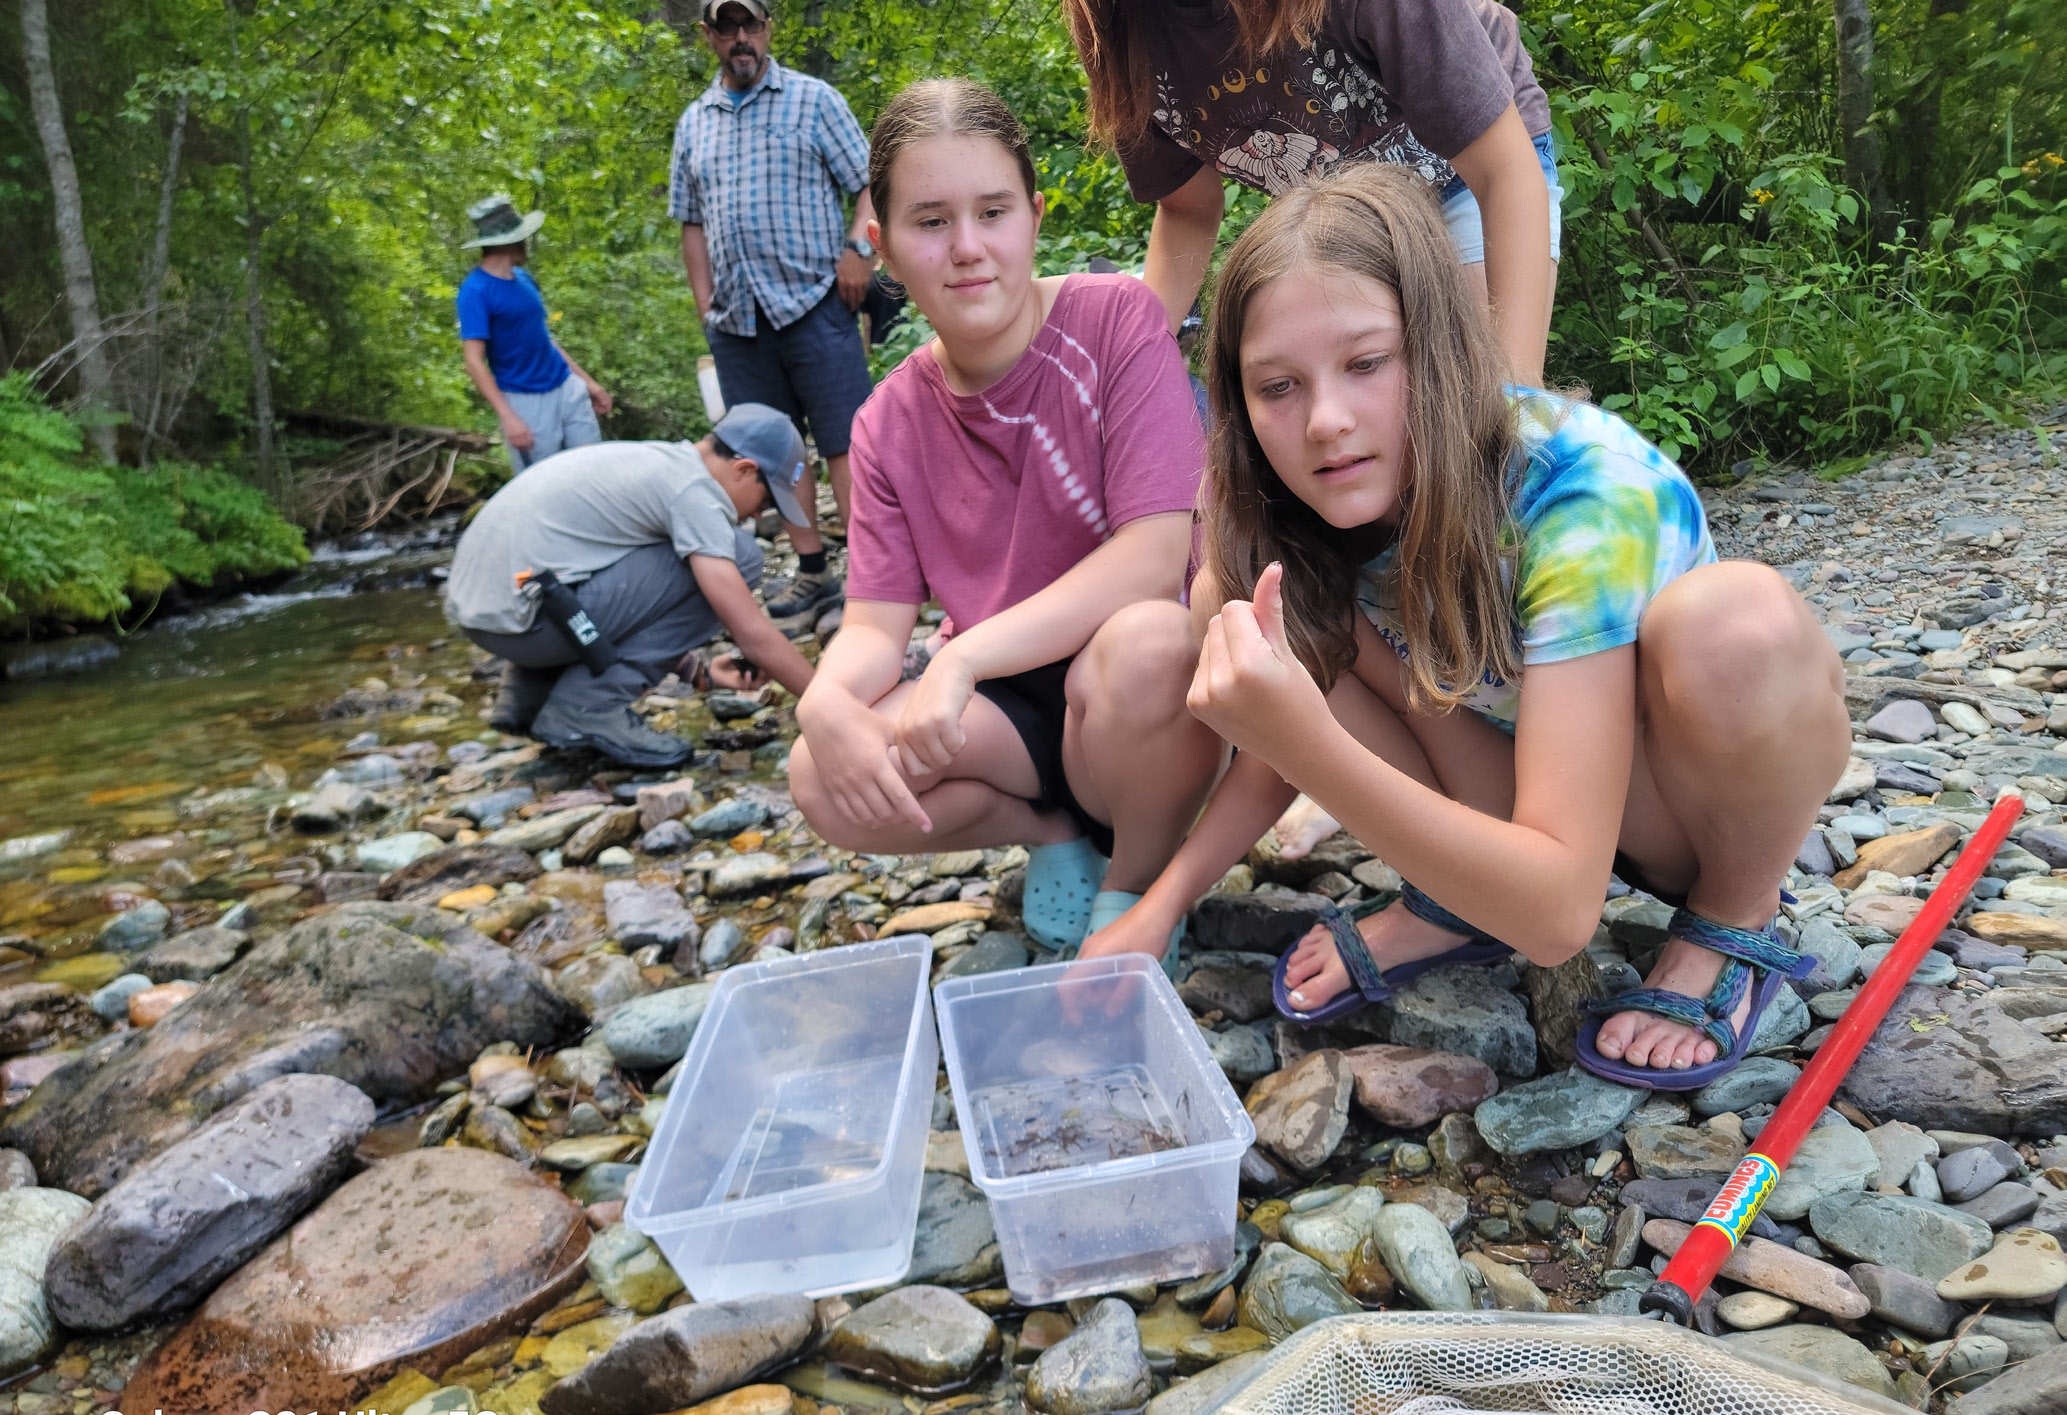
left=464, top=530, right=763, bottom=716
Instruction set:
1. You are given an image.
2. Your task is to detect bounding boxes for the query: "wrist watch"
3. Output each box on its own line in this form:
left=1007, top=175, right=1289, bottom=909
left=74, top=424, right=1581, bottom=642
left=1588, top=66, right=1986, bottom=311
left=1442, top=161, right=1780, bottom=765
left=844, top=235, right=874, bottom=260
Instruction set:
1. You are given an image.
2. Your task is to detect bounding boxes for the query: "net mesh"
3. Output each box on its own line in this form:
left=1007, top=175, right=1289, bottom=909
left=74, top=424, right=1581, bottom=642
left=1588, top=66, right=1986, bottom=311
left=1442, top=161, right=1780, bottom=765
left=1203, top=1312, right=1913, bottom=1415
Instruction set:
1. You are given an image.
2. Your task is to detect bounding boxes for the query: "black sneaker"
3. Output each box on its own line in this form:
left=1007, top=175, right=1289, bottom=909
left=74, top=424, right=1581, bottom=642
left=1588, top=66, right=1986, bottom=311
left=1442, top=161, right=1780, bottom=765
left=487, top=665, right=560, bottom=734
left=764, top=568, right=843, bottom=619
left=529, top=703, right=692, bottom=768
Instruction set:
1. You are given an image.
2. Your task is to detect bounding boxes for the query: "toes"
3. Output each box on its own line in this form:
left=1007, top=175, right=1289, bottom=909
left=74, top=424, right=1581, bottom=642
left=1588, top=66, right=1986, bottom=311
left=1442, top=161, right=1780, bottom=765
left=1592, top=1013, right=1634, bottom=1060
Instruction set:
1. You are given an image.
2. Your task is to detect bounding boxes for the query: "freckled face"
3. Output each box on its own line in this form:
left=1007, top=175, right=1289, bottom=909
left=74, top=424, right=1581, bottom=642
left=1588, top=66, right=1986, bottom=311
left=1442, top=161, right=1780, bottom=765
left=1240, top=266, right=1412, bottom=531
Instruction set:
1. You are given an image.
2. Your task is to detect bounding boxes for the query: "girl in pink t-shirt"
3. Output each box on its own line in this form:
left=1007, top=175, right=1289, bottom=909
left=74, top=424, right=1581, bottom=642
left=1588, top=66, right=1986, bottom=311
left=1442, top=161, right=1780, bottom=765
left=790, top=78, right=1218, bottom=957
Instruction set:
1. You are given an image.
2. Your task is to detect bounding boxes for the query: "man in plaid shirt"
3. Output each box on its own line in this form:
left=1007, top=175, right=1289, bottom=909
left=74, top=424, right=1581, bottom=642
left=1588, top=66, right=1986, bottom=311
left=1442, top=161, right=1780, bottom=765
left=672, top=0, right=877, bottom=622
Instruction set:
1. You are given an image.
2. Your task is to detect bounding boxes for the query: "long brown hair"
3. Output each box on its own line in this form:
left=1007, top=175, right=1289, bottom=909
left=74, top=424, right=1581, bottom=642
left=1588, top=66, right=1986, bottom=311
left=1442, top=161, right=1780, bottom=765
left=868, top=78, right=1039, bottom=224
left=1205, top=163, right=1522, bottom=711
left=1063, top=0, right=1328, bottom=149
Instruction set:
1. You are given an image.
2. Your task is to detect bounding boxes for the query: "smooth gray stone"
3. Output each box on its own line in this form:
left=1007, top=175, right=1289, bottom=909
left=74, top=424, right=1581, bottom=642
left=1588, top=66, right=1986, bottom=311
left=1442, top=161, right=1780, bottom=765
left=0, top=1188, right=92, bottom=1373
left=1204, top=1023, right=1276, bottom=1084
left=452, top=786, right=533, bottom=826
left=907, top=1172, right=1001, bottom=1288
left=1691, top=1056, right=1799, bottom=1117
left=1146, top=1352, right=1268, bottom=1415
left=1949, top=1341, right=2067, bottom=1415
left=42, top=1073, right=375, bottom=1330
left=1369, top=1202, right=1471, bottom=1311
left=700, top=916, right=746, bottom=971
left=1385, top=967, right=1534, bottom=1075
left=824, top=1285, right=999, bottom=1394
left=1766, top=1123, right=1879, bottom=1221
left=88, top=975, right=153, bottom=1022
left=568, top=1162, right=636, bottom=1206
left=688, top=798, right=769, bottom=837
left=539, top=1292, right=818, bottom=1415
left=99, top=900, right=172, bottom=951
left=1809, top=1191, right=1994, bottom=1281
left=1973, top=1312, right=2063, bottom=1366
left=1177, top=966, right=1274, bottom=1024
left=1866, top=699, right=1939, bottom=744
left=937, top=932, right=1029, bottom=981
left=1474, top=1068, right=1644, bottom=1156
left=1849, top=1262, right=1964, bottom=1338
left=1236, top=1243, right=1359, bottom=1342
left=602, top=880, right=697, bottom=953
left=133, top=925, right=249, bottom=983
left=1940, top=1140, right=2022, bottom=1202
left=599, top=983, right=717, bottom=1070
left=1722, top=1325, right=1895, bottom=1399
left=1928, top=1334, right=2010, bottom=1396
left=1959, top=1182, right=2045, bottom=1229
left=1026, top=1297, right=1152, bottom=1415
left=1795, top=918, right=1863, bottom=987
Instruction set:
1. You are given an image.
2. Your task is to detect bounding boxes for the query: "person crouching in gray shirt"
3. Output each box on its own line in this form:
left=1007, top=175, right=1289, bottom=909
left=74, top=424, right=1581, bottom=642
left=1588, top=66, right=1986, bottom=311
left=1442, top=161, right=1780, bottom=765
left=445, top=403, right=818, bottom=767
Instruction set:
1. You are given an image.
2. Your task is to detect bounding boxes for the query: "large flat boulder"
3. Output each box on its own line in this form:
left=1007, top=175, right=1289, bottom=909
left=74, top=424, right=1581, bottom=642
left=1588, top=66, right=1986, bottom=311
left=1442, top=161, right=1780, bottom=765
left=1838, top=985, right=2067, bottom=1136
left=0, top=902, right=582, bottom=1197
left=122, top=1146, right=588, bottom=1409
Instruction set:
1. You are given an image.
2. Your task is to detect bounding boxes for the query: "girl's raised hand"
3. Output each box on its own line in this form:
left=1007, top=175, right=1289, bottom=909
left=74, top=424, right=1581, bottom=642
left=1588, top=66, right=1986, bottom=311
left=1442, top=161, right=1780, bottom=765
left=1187, top=562, right=1329, bottom=758
left=894, top=651, right=976, bottom=778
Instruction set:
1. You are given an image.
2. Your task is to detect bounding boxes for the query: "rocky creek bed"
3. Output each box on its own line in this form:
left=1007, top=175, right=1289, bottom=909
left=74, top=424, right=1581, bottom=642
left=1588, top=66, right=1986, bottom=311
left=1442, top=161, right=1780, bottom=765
left=4, top=417, right=2067, bottom=1413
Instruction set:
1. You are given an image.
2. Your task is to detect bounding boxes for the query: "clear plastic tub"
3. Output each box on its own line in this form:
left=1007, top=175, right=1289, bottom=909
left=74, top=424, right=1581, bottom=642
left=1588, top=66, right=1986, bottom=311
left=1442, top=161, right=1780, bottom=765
left=626, top=933, right=936, bottom=1299
left=935, top=954, right=1256, bottom=1304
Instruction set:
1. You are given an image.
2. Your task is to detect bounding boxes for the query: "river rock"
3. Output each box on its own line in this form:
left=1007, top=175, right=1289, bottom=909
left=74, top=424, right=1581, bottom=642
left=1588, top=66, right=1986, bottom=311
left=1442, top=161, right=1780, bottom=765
left=1278, top=1187, right=1383, bottom=1278
left=554, top=953, right=649, bottom=1015
left=0, top=984, right=93, bottom=1057
left=124, top=1147, right=588, bottom=1409
left=689, top=798, right=769, bottom=837
left=1795, top=918, right=1862, bottom=987
left=1177, top=966, right=1273, bottom=1023
left=1867, top=1121, right=1941, bottom=1189
left=633, top=779, right=701, bottom=831
left=1369, top=1201, right=1471, bottom=1311
left=1928, top=1334, right=2011, bottom=1396
left=1474, top=1068, right=1644, bottom=1155
left=1245, top=1050, right=1352, bottom=1172
left=603, top=881, right=698, bottom=953
left=1839, top=985, right=2067, bottom=1136
left=1716, top=1291, right=1797, bottom=1330
left=586, top=1222, right=683, bottom=1314
left=1340, top=1044, right=1498, bottom=1128
left=600, top=983, right=717, bottom=1070
left=1834, top=823, right=1961, bottom=891
left=1628, top=1125, right=1743, bottom=1181
left=708, top=852, right=794, bottom=898
left=1971, top=1312, right=2062, bottom=1365
left=1385, top=968, right=1535, bottom=1075
left=1723, top=1325, right=1894, bottom=1399
left=89, top=973, right=153, bottom=1021
left=1940, top=1227, right=2067, bottom=1302
left=1961, top=1182, right=2044, bottom=1228
left=0, top=901, right=581, bottom=1197
left=1237, top=1243, right=1359, bottom=1342
left=1619, top=1180, right=1777, bottom=1240
left=454, top=786, right=534, bottom=828
left=880, top=901, right=991, bottom=935
left=1205, top=1024, right=1275, bottom=1084
left=700, top=916, right=745, bottom=970
left=134, top=924, right=249, bottom=982
left=1940, top=1139, right=2021, bottom=1202
left=1147, top=1351, right=1268, bottom=1415
left=0, top=1188, right=91, bottom=1374
left=0, top=1154, right=33, bottom=1191
left=1949, top=1342, right=2067, bottom=1415
left=908, top=1173, right=1001, bottom=1287
left=1523, top=950, right=1606, bottom=1068
left=43, top=1073, right=374, bottom=1330
left=357, top=832, right=446, bottom=874
left=1845, top=893, right=1926, bottom=934
left=565, top=807, right=640, bottom=864
left=825, top=1286, right=998, bottom=1394
left=1766, top=1123, right=1879, bottom=1220
left=539, top=1292, right=817, bottom=1415
left=1809, top=1191, right=1993, bottom=1281
left=485, top=805, right=607, bottom=852
left=292, top=782, right=377, bottom=833
left=376, top=843, right=541, bottom=904
left=1642, top=1220, right=1869, bottom=1319
left=99, top=898, right=171, bottom=951
left=1026, top=1297, right=1152, bottom=1415
left=1691, top=1056, right=1799, bottom=1117
left=1186, top=892, right=1333, bottom=955
left=1849, top=1262, right=1964, bottom=1337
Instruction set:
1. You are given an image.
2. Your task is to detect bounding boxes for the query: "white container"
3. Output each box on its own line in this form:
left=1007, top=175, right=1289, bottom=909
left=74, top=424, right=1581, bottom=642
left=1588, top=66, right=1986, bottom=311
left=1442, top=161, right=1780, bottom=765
left=626, top=933, right=936, bottom=1300
left=935, top=954, right=1256, bottom=1304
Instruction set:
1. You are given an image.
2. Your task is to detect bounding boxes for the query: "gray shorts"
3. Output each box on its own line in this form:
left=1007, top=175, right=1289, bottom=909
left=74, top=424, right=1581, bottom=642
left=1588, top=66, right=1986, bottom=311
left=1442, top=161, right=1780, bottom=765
left=503, top=372, right=602, bottom=473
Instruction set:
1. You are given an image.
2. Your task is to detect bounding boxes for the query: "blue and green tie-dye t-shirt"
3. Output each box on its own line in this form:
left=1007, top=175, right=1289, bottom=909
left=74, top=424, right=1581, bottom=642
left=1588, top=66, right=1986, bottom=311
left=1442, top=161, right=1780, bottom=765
left=1355, top=389, right=1716, bottom=732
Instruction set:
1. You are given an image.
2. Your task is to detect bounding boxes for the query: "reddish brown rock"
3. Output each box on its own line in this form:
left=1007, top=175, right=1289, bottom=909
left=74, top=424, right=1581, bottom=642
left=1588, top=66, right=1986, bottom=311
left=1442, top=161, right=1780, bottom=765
left=122, top=1147, right=587, bottom=1409
left=1340, top=1044, right=1498, bottom=1128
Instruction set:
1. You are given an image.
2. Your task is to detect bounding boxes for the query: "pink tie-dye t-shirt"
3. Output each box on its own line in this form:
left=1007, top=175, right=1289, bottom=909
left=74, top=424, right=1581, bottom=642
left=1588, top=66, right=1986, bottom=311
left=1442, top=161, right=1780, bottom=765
left=844, top=274, right=1205, bottom=630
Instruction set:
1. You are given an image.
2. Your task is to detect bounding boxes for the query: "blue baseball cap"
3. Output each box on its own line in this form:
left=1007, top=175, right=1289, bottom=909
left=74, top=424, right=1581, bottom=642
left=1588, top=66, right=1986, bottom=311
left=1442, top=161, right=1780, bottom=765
left=714, top=402, right=811, bottom=527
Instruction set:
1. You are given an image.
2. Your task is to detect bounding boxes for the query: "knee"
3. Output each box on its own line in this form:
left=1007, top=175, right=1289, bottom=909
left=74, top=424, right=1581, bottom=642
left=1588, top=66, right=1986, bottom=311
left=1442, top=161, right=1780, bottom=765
left=1072, top=601, right=1200, bottom=721
left=1640, top=562, right=1837, bottom=726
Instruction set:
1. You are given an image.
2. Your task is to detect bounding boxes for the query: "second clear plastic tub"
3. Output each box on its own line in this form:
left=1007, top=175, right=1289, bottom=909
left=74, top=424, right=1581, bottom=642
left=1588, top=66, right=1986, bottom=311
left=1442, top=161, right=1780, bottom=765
left=625, top=933, right=936, bottom=1300
left=935, top=954, right=1256, bottom=1304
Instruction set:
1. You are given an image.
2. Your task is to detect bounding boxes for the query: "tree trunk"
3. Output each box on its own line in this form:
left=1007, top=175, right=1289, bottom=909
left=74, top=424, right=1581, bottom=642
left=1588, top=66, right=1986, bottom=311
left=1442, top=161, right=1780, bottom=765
left=139, top=94, right=190, bottom=466
left=1830, top=0, right=1893, bottom=240
left=225, top=3, right=277, bottom=490
left=19, top=0, right=117, bottom=461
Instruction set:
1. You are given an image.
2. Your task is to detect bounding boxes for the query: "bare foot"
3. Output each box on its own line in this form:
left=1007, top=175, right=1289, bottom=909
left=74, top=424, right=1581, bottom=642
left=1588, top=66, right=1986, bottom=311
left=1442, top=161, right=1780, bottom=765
left=1589, top=935, right=1754, bottom=1072
left=1280, top=903, right=1470, bottom=1011
left=1272, top=794, right=1342, bottom=862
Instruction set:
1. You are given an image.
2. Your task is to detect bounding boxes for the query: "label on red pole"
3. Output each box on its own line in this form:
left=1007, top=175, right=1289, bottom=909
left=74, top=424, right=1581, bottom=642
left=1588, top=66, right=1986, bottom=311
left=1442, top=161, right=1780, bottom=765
left=1694, top=1154, right=1779, bottom=1248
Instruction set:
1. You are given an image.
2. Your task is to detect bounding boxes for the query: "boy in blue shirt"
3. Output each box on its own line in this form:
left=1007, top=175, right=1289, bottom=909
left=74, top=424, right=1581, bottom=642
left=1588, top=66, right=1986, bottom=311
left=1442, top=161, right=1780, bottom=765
left=457, top=194, right=612, bottom=472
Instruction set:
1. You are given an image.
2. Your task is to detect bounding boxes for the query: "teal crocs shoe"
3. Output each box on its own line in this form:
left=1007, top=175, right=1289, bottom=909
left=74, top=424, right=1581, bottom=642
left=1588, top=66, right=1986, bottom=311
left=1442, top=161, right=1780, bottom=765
left=1023, top=837, right=1107, bottom=953
left=1077, top=890, right=1185, bottom=979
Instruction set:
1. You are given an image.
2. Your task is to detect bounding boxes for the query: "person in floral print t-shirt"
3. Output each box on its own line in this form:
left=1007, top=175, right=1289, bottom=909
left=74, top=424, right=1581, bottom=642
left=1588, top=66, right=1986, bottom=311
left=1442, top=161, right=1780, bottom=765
left=1064, top=0, right=1562, bottom=388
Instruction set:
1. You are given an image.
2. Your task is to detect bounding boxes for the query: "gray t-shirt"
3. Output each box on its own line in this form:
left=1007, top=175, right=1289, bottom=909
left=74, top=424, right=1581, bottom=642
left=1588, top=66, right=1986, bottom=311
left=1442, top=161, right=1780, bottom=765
left=445, top=440, right=742, bottom=634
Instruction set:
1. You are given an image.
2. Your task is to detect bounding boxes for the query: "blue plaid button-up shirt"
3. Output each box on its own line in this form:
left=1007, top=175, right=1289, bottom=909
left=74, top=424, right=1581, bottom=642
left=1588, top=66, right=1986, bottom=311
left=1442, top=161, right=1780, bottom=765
left=669, top=60, right=871, bottom=337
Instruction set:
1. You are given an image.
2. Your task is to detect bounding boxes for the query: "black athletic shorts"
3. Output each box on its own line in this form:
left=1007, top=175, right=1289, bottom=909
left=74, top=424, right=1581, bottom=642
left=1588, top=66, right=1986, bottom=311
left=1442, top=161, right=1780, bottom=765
left=973, top=658, right=1115, bottom=857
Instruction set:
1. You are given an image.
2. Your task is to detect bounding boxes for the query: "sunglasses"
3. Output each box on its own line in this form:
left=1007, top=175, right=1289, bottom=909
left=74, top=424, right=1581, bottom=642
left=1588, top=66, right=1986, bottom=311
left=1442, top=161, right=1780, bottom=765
left=707, top=15, right=768, bottom=36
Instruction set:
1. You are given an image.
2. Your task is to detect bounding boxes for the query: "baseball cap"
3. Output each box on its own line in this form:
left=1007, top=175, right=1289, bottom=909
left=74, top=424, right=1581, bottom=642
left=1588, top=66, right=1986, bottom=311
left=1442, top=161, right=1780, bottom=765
left=701, top=0, right=769, bottom=21
left=714, top=403, right=811, bottom=527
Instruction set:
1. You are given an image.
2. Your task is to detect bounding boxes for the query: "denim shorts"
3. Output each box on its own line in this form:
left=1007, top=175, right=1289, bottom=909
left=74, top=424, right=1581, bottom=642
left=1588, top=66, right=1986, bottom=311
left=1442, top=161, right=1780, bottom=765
left=705, top=287, right=874, bottom=458
left=1439, top=131, right=1564, bottom=264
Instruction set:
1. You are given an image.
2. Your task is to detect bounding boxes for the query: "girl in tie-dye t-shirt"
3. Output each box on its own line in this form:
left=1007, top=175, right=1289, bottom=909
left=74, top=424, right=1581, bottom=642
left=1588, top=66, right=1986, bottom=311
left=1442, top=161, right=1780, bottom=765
left=1081, top=164, right=1850, bottom=1095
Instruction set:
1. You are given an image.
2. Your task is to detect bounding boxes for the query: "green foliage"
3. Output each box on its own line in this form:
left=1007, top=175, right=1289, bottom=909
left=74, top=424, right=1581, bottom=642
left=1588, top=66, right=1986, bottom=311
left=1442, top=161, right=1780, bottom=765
left=0, top=375, right=306, bottom=630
